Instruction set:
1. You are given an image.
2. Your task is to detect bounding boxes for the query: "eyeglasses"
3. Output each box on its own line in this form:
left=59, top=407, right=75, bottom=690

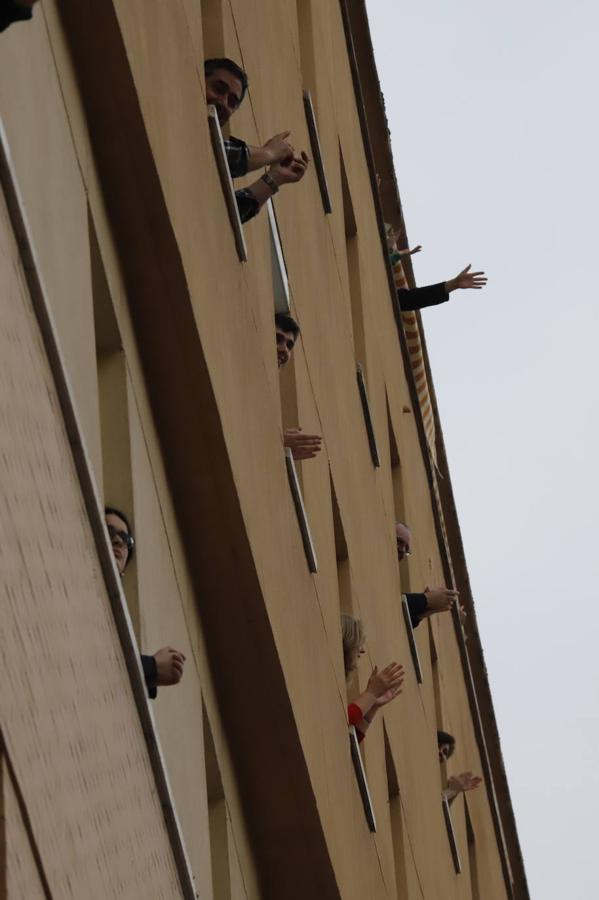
left=107, top=524, right=135, bottom=553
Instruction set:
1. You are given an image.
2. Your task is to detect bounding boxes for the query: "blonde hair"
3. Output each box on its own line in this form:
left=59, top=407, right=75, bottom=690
left=341, top=615, right=365, bottom=678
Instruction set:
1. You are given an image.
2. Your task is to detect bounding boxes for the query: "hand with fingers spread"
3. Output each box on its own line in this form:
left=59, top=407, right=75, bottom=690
left=373, top=666, right=405, bottom=708
left=423, top=586, right=459, bottom=616
left=367, top=662, right=405, bottom=701
left=446, top=264, right=488, bottom=293
left=284, top=427, right=322, bottom=461
left=398, top=244, right=423, bottom=257
left=270, top=150, right=310, bottom=186
left=446, top=771, right=482, bottom=796
left=154, top=646, right=186, bottom=686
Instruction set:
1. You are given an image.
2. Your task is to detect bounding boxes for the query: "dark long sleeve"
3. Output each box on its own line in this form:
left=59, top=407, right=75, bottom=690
left=235, top=189, right=259, bottom=223
left=405, top=592, right=428, bottom=629
left=223, top=136, right=250, bottom=178
left=398, top=282, right=449, bottom=312
left=1, top=0, right=34, bottom=31
left=224, top=137, right=259, bottom=222
left=140, top=654, right=158, bottom=700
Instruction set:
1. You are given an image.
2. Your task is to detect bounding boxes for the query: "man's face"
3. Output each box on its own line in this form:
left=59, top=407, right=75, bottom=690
left=205, top=68, right=243, bottom=125
left=106, top=512, right=133, bottom=576
left=276, top=327, right=296, bottom=368
left=396, top=523, right=412, bottom=562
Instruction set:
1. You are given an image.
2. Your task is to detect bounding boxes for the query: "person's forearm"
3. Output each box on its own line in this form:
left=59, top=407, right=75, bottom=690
left=246, top=172, right=281, bottom=211
left=246, top=145, right=273, bottom=171
left=353, top=690, right=376, bottom=719
left=445, top=276, right=460, bottom=293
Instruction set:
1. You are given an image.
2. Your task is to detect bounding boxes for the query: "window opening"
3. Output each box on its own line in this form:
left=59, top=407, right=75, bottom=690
left=303, top=91, right=332, bottom=214
left=349, top=726, right=376, bottom=832
left=207, top=106, right=248, bottom=262
left=267, top=199, right=290, bottom=313
left=203, top=706, right=231, bottom=900
left=285, top=448, right=317, bottom=572
left=384, top=727, right=409, bottom=898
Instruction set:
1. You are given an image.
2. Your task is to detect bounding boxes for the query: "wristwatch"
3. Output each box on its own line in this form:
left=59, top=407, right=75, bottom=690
left=261, top=172, right=279, bottom=194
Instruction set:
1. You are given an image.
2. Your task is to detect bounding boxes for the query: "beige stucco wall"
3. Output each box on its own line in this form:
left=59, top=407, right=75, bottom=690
left=0, top=2, right=520, bottom=898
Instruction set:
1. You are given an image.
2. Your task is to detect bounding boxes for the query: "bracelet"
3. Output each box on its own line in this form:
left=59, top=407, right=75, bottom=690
left=261, top=172, right=279, bottom=194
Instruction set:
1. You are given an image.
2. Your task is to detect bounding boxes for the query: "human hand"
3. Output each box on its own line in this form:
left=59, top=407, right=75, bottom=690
left=153, top=647, right=186, bottom=686
left=424, top=586, right=459, bottom=614
left=284, top=427, right=322, bottom=460
left=446, top=772, right=482, bottom=795
left=262, top=131, right=294, bottom=165
left=269, top=151, right=309, bottom=185
left=398, top=245, right=423, bottom=257
left=447, top=264, right=487, bottom=292
left=367, top=662, right=405, bottom=700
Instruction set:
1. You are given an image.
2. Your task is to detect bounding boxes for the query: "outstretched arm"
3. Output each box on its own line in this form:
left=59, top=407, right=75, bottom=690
left=445, top=264, right=487, bottom=293
left=284, top=427, right=322, bottom=461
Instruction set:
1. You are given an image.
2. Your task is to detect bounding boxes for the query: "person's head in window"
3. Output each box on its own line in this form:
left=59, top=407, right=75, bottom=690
left=105, top=506, right=135, bottom=576
left=204, top=57, right=248, bottom=125
left=275, top=312, right=300, bottom=369
left=395, top=521, right=412, bottom=562
left=0, top=0, right=38, bottom=33
left=437, top=729, right=456, bottom=763
left=341, top=614, right=366, bottom=679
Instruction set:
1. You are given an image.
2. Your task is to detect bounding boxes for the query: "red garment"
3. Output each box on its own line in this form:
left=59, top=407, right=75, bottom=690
left=348, top=703, right=365, bottom=743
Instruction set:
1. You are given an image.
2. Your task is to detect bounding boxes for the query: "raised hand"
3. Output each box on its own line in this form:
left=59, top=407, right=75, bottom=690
left=446, top=772, right=482, bottom=795
left=423, top=586, right=459, bottom=615
left=262, top=131, right=294, bottom=165
left=398, top=245, right=423, bottom=257
left=367, top=662, right=405, bottom=700
left=270, top=150, right=310, bottom=186
left=154, top=647, right=186, bottom=686
left=447, top=264, right=488, bottom=292
left=284, top=427, right=322, bottom=460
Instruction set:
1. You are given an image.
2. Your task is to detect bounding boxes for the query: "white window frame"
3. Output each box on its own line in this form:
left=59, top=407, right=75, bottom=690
left=285, top=448, right=317, bottom=572
left=442, top=795, right=463, bottom=874
left=207, top=105, right=248, bottom=262
left=401, top=594, right=424, bottom=684
left=267, top=198, right=290, bottom=313
left=349, top=726, right=377, bottom=832
left=356, top=364, right=380, bottom=467
left=303, top=90, right=332, bottom=214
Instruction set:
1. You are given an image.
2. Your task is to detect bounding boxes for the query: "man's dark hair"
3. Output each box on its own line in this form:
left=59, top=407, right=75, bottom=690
left=105, top=506, right=134, bottom=564
left=437, top=730, right=456, bottom=758
left=275, top=312, right=300, bottom=340
left=204, top=58, right=248, bottom=101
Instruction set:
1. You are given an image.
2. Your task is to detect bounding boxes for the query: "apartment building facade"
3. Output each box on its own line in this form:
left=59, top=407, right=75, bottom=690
left=0, top=1, right=528, bottom=898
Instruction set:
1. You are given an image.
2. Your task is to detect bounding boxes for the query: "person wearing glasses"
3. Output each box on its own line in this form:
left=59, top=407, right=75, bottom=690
left=437, top=730, right=482, bottom=805
left=395, top=521, right=459, bottom=628
left=105, top=507, right=186, bottom=699
left=204, top=57, right=310, bottom=224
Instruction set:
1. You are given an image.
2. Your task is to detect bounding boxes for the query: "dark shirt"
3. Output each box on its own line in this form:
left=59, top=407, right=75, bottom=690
left=0, top=0, right=33, bottom=32
left=141, top=653, right=157, bottom=700
left=406, top=592, right=428, bottom=629
left=398, top=282, right=449, bottom=312
left=224, top=136, right=250, bottom=177
left=224, top=135, right=259, bottom=224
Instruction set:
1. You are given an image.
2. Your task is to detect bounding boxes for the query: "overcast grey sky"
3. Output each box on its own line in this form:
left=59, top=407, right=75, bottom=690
left=366, top=1, right=599, bottom=897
